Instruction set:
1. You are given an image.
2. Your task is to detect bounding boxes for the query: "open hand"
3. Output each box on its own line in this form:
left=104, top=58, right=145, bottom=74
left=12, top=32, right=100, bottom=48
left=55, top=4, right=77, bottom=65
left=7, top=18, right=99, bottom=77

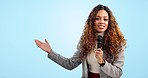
left=35, top=39, right=51, bottom=53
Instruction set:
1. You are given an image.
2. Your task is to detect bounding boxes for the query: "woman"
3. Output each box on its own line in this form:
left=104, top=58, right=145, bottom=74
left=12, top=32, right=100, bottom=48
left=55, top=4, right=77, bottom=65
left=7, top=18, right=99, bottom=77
left=35, top=4, right=126, bottom=78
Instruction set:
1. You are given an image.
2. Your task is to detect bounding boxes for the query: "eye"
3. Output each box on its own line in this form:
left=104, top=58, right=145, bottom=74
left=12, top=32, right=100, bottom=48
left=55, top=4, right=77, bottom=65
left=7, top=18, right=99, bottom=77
left=95, top=17, right=100, bottom=20
left=104, top=18, right=108, bottom=21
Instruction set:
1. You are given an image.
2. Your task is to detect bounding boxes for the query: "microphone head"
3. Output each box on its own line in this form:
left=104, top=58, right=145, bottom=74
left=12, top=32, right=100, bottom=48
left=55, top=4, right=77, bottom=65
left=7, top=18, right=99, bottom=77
left=97, top=35, right=103, bottom=48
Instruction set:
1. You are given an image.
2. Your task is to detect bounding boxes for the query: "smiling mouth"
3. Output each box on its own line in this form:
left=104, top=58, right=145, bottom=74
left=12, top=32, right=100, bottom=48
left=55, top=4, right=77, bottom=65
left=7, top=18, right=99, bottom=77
left=98, top=25, right=105, bottom=29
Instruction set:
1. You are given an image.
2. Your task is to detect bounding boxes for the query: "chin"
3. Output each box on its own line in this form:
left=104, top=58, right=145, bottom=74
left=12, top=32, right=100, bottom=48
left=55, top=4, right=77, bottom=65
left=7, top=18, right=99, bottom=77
left=97, top=31, right=103, bottom=33
left=97, top=30, right=104, bottom=33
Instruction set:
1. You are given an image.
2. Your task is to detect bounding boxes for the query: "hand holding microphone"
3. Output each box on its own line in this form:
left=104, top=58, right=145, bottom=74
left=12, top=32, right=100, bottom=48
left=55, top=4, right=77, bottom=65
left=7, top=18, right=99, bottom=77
left=95, top=35, right=104, bottom=64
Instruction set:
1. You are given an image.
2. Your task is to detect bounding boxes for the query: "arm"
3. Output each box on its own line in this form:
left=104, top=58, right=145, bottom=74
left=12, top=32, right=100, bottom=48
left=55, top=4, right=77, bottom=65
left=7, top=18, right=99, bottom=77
left=48, top=49, right=82, bottom=70
left=101, top=51, right=124, bottom=77
left=35, top=39, right=82, bottom=70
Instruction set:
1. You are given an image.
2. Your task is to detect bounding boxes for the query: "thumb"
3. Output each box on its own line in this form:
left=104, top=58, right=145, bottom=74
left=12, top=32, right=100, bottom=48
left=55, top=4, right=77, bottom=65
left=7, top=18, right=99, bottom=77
left=45, top=39, right=49, bottom=45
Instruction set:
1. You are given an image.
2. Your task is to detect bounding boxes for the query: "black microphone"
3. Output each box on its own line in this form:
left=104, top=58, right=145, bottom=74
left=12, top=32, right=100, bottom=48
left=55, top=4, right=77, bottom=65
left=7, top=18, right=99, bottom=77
left=97, top=35, right=103, bottom=48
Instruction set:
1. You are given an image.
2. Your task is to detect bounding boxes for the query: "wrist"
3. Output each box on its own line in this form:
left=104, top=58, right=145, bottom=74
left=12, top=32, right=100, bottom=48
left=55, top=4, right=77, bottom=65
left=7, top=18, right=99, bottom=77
left=99, top=60, right=105, bottom=67
left=47, top=49, right=52, bottom=54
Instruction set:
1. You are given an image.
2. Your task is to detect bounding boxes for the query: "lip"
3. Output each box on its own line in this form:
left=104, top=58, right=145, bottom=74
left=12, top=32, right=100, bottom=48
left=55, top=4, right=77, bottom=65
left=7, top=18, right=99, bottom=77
left=98, top=25, right=105, bottom=29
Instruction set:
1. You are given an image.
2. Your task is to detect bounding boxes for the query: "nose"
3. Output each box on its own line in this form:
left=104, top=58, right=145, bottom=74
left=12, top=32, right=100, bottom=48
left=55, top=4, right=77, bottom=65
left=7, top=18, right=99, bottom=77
left=100, top=19, right=104, bottom=23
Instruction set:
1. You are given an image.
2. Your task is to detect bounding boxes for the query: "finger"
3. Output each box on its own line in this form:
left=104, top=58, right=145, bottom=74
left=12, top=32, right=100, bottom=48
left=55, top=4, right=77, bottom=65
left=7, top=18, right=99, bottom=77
left=35, top=40, right=40, bottom=44
left=35, top=40, right=44, bottom=46
left=45, top=39, right=49, bottom=45
left=95, top=51, right=101, bottom=54
left=95, top=55, right=101, bottom=60
left=95, top=52, right=103, bottom=58
left=96, top=48, right=102, bottom=51
left=95, top=51, right=99, bottom=55
left=35, top=40, right=41, bottom=47
left=95, top=54, right=99, bottom=57
left=96, top=54, right=102, bottom=58
left=95, top=52, right=100, bottom=57
left=35, top=40, right=41, bottom=44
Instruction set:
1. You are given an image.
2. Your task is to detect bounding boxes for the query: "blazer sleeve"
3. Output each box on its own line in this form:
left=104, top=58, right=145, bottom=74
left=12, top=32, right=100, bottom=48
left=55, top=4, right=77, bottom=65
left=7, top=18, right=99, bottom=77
left=100, top=51, right=124, bottom=78
left=47, top=49, right=82, bottom=70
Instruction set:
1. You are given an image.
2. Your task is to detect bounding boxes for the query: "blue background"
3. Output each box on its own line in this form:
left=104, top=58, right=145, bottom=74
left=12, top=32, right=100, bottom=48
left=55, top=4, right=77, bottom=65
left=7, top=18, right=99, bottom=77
left=0, top=0, right=148, bottom=78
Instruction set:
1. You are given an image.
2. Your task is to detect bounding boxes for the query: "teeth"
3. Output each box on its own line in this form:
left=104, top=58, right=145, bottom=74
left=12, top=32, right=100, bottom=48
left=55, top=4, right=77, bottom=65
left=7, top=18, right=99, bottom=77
left=98, top=26, right=104, bottom=28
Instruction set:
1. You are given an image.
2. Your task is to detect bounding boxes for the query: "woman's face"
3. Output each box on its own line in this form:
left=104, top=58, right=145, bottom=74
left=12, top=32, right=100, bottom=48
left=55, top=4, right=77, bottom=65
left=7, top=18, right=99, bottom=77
left=94, top=10, right=109, bottom=33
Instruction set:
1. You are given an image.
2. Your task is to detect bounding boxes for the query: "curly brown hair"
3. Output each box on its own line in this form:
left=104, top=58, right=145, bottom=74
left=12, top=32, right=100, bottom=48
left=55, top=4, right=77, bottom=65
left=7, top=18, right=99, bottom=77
left=79, top=4, right=126, bottom=61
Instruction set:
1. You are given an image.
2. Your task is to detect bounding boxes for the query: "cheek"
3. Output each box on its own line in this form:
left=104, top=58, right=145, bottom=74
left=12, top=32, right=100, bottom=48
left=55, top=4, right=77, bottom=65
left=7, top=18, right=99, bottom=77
left=105, top=22, right=109, bottom=27
left=94, top=21, right=98, bottom=28
left=104, top=22, right=108, bottom=30
left=106, top=21, right=109, bottom=25
left=95, top=24, right=98, bottom=28
left=94, top=21, right=98, bottom=26
left=105, top=26, right=108, bottom=30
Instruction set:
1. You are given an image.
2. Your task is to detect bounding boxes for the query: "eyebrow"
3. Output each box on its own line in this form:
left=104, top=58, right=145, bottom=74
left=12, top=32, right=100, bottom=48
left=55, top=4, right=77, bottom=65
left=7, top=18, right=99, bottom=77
left=96, top=16, right=108, bottom=18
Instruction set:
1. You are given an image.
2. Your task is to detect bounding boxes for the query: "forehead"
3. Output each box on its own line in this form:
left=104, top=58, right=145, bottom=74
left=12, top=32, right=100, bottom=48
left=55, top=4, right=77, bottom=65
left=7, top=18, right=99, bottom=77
left=96, top=10, right=108, bottom=17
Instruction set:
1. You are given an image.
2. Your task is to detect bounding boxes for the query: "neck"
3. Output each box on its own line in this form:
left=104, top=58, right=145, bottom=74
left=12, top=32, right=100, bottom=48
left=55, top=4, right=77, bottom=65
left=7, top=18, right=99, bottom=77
left=97, top=32, right=104, bottom=37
